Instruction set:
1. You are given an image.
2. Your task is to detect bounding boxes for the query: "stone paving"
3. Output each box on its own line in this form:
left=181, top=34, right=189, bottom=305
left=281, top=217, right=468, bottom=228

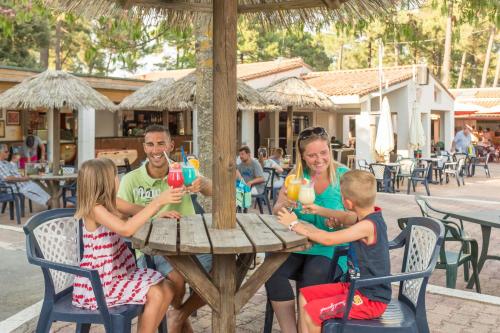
left=3, top=163, right=500, bottom=332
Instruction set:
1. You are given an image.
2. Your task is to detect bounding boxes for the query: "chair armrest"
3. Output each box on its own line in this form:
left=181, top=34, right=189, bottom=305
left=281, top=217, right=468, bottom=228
left=27, top=252, right=110, bottom=315
left=0, top=185, right=15, bottom=195
left=27, top=255, right=95, bottom=279
left=353, top=270, right=431, bottom=289
left=339, top=269, right=431, bottom=322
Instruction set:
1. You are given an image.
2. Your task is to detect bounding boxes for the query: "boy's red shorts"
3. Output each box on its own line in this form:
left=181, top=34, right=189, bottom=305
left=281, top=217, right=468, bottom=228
left=301, top=282, right=388, bottom=326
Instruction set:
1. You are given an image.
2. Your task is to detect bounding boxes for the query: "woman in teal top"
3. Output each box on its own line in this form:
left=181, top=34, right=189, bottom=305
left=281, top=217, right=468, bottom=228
left=265, top=126, right=354, bottom=333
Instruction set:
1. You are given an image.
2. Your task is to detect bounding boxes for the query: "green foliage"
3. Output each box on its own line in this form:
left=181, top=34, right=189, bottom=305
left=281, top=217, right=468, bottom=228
left=237, top=20, right=332, bottom=71
left=0, top=0, right=49, bottom=68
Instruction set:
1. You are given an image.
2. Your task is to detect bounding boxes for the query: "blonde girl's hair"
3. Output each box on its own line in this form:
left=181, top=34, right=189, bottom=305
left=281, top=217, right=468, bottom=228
left=75, top=158, right=119, bottom=220
left=294, top=127, right=341, bottom=184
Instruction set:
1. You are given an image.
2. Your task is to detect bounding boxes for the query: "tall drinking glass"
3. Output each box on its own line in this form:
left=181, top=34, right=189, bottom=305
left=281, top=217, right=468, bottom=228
left=298, top=183, right=315, bottom=213
left=287, top=179, right=301, bottom=211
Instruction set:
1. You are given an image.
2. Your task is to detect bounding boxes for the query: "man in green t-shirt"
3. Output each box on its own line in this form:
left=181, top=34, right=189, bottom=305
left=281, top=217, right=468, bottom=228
left=118, top=124, right=212, bottom=332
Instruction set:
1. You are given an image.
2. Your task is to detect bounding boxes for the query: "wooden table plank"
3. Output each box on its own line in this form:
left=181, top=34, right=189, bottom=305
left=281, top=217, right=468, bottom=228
left=131, top=219, right=152, bottom=249
left=148, top=218, right=178, bottom=254
left=258, top=214, right=307, bottom=249
left=204, top=214, right=253, bottom=254
left=179, top=215, right=212, bottom=254
left=236, top=214, right=284, bottom=252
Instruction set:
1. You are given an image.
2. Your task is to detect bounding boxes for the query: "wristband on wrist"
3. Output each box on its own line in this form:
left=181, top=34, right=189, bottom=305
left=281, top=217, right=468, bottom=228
left=288, top=220, right=299, bottom=231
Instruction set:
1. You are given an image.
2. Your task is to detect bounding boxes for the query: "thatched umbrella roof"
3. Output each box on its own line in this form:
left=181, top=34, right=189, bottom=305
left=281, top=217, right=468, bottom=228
left=137, top=72, right=279, bottom=112
left=119, top=78, right=175, bottom=111
left=259, top=76, right=335, bottom=110
left=0, top=70, right=116, bottom=112
left=41, top=0, right=415, bottom=28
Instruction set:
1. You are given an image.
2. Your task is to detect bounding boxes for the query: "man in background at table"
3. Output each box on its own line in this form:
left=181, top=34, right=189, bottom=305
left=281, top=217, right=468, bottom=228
left=237, top=145, right=265, bottom=195
left=0, top=143, right=50, bottom=207
left=117, top=125, right=212, bottom=333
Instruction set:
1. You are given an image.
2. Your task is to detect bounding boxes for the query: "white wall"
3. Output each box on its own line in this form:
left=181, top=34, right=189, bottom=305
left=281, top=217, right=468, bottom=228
left=95, top=111, right=116, bottom=137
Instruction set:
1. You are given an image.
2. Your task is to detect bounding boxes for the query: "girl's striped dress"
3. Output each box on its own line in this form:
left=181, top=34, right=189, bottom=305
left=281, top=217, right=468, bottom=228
left=72, top=224, right=164, bottom=310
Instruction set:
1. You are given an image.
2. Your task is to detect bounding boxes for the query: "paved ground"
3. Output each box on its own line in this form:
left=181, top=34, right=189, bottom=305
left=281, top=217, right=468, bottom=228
left=2, top=163, right=500, bottom=332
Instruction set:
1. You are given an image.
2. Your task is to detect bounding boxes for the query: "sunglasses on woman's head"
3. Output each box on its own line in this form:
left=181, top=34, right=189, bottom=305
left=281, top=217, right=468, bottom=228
left=298, top=127, right=328, bottom=142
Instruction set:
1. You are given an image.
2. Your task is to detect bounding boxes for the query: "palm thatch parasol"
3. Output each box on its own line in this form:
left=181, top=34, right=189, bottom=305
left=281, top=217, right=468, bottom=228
left=259, top=76, right=335, bottom=159
left=0, top=70, right=116, bottom=176
left=41, top=0, right=415, bottom=29
left=259, top=76, right=334, bottom=110
left=119, top=78, right=175, bottom=110
left=0, top=70, right=116, bottom=111
left=130, top=72, right=279, bottom=112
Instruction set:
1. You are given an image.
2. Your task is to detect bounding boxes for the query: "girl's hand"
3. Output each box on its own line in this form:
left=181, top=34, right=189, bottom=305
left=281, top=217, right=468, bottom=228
left=301, top=203, right=321, bottom=215
left=158, top=210, right=182, bottom=219
left=277, top=208, right=298, bottom=227
left=157, top=187, right=184, bottom=205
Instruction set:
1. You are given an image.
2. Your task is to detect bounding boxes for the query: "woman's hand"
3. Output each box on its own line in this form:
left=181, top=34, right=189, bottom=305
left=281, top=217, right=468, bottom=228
left=158, top=210, right=182, bottom=219
left=277, top=208, right=298, bottom=227
left=157, top=187, right=185, bottom=206
left=301, top=203, right=322, bottom=215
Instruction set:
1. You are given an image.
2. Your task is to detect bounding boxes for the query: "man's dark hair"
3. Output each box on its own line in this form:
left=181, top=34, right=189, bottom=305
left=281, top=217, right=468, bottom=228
left=144, top=124, right=171, bottom=138
left=25, top=135, right=35, bottom=148
left=239, top=146, right=251, bottom=154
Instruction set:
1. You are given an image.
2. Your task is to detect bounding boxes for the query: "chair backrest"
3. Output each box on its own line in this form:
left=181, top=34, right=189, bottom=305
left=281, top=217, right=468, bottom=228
left=24, top=209, right=79, bottom=296
left=263, top=167, right=276, bottom=190
left=398, top=217, right=444, bottom=310
left=398, top=158, right=414, bottom=176
left=357, top=159, right=369, bottom=170
left=369, top=163, right=388, bottom=181
left=61, top=166, right=75, bottom=175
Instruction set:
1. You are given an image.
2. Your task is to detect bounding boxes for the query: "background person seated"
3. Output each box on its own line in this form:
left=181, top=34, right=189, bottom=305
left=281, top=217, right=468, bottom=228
left=0, top=143, right=50, bottom=207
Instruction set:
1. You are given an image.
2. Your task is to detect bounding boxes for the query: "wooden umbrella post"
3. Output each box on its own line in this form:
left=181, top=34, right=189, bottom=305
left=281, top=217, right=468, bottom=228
left=286, top=105, right=294, bottom=160
left=212, top=0, right=237, bottom=230
left=212, top=0, right=238, bottom=331
left=52, top=107, right=61, bottom=175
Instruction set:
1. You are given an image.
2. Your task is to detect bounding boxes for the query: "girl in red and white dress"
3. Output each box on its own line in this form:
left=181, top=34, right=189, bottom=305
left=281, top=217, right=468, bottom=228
left=73, top=158, right=185, bottom=333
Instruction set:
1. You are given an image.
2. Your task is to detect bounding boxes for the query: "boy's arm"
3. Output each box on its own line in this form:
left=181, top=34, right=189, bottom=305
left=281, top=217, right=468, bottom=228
left=293, top=219, right=374, bottom=246
left=304, top=204, right=357, bottom=225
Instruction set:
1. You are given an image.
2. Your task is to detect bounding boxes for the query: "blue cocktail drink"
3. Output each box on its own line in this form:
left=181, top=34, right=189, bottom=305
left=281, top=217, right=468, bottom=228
left=182, top=164, right=197, bottom=186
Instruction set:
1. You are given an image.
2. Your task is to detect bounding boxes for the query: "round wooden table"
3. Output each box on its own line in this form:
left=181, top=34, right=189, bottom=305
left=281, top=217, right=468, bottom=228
left=29, top=174, right=77, bottom=208
left=131, top=213, right=310, bottom=333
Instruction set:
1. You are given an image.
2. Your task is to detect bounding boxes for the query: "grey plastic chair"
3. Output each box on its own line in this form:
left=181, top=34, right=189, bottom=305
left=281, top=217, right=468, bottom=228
left=24, top=209, right=167, bottom=333
left=322, top=217, right=444, bottom=333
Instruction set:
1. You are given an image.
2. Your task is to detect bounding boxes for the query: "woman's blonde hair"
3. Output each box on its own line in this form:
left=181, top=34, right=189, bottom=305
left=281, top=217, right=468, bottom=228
left=75, top=158, right=119, bottom=220
left=294, top=127, right=341, bottom=184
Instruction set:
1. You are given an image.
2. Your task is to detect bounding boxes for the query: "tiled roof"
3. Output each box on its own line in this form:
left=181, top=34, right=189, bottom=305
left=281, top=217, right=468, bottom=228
left=133, top=57, right=311, bottom=82
left=302, top=66, right=418, bottom=97
left=450, top=88, right=500, bottom=111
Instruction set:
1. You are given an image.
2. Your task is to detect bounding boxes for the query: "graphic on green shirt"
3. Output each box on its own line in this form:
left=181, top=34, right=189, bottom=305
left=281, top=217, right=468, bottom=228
left=117, top=162, right=195, bottom=216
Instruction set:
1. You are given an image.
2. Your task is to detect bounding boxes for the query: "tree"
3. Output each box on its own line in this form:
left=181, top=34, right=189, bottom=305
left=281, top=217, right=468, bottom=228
left=238, top=20, right=332, bottom=70
left=0, top=0, right=49, bottom=68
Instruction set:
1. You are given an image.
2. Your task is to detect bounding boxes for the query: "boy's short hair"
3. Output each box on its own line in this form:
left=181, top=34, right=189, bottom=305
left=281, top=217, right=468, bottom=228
left=340, top=170, right=376, bottom=209
left=239, top=146, right=251, bottom=154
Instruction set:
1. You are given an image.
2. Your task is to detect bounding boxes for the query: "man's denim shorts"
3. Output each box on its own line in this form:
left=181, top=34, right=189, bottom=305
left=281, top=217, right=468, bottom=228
left=137, top=254, right=213, bottom=276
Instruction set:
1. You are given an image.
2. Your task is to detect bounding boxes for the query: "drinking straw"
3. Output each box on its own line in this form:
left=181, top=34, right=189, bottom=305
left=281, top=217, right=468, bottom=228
left=162, top=151, right=171, bottom=167
left=181, top=145, right=188, bottom=165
